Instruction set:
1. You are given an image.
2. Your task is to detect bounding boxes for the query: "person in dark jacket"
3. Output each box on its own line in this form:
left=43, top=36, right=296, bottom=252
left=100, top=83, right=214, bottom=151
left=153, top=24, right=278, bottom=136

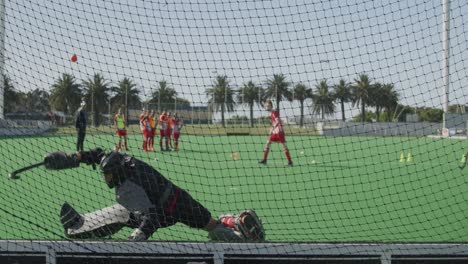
left=75, top=101, right=87, bottom=151
left=43, top=148, right=265, bottom=242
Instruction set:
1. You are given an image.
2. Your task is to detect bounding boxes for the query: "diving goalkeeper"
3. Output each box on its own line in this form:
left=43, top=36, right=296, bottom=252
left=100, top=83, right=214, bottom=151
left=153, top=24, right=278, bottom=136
left=43, top=148, right=265, bottom=242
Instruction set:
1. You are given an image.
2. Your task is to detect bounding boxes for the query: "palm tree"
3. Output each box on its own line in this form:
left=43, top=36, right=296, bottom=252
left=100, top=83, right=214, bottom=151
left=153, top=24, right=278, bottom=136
left=352, top=74, right=372, bottom=122
left=82, top=73, right=110, bottom=126
left=312, top=80, right=335, bottom=120
left=265, top=74, right=292, bottom=115
left=333, top=79, right=352, bottom=121
left=24, top=89, right=50, bottom=113
left=3, top=74, right=20, bottom=113
left=237, top=81, right=264, bottom=127
left=111, top=78, right=141, bottom=124
left=49, top=73, right=82, bottom=115
left=205, top=75, right=235, bottom=127
left=380, top=83, right=399, bottom=121
left=293, top=83, right=313, bottom=127
left=368, top=82, right=386, bottom=121
left=150, top=80, right=177, bottom=111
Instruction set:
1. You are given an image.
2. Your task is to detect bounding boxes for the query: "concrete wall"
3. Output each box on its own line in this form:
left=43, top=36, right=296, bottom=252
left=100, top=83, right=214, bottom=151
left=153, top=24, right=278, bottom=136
left=0, top=119, right=52, bottom=136
left=445, top=113, right=468, bottom=129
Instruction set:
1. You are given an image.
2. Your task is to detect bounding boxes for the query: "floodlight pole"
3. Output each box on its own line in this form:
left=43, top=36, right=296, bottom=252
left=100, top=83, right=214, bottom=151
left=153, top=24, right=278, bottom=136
left=241, top=87, right=244, bottom=126
left=158, top=90, right=161, bottom=112
left=0, top=0, right=5, bottom=119
left=91, top=89, right=95, bottom=127
left=125, top=84, right=128, bottom=128
left=442, top=0, right=450, bottom=130
left=258, top=87, right=262, bottom=126
left=108, top=95, right=111, bottom=125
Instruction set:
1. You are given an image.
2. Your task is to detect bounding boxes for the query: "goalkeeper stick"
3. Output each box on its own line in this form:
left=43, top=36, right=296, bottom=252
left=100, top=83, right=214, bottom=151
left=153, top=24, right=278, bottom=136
left=9, top=162, right=44, bottom=179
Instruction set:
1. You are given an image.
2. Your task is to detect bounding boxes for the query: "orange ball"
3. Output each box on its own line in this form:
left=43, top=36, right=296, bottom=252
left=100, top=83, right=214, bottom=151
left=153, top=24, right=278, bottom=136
left=70, top=54, right=78, bottom=62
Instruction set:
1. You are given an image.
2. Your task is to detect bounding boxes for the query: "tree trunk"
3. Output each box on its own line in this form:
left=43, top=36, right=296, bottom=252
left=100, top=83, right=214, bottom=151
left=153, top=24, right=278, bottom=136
left=221, top=104, right=225, bottom=128
left=276, top=99, right=280, bottom=115
left=250, top=104, right=254, bottom=128
left=361, top=101, right=366, bottom=122
left=300, top=100, right=304, bottom=127
left=341, top=100, right=345, bottom=121
left=376, top=106, right=380, bottom=122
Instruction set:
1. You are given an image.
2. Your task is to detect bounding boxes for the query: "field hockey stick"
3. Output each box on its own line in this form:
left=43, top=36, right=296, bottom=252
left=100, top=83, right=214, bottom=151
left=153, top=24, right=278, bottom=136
left=9, top=162, right=45, bottom=180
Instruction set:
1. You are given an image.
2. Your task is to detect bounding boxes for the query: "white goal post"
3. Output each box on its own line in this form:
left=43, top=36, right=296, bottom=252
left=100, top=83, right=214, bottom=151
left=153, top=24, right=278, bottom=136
left=1, top=240, right=467, bottom=264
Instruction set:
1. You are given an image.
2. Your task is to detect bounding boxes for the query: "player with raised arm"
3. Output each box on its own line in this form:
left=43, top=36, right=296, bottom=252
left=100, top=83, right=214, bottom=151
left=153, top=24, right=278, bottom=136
left=148, top=110, right=158, bottom=151
left=259, top=99, right=293, bottom=166
left=75, top=101, right=87, bottom=152
left=166, top=111, right=174, bottom=149
left=139, top=109, right=150, bottom=152
left=42, top=148, right=265, bottom=242
left=114, top=108, right=128, bottom=151
left=159, top=110, right=169, bottom=151
left=171, top=113, right=184, bottom=151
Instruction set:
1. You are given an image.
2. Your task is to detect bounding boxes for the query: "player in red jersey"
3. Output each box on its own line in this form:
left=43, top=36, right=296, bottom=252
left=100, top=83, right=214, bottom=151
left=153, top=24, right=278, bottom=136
left=114, top=108, right=128, bottom=151
left=166, top=111, right=173, bottom=149
left=139, top=109, right=150, bottom=152
left=159, top=111, right=169, bottom=151
left=170, top=113, right=184, bottom=151
left=148, top=110, right=158, bottom=151
left=259, top=99, right=293, bottom=166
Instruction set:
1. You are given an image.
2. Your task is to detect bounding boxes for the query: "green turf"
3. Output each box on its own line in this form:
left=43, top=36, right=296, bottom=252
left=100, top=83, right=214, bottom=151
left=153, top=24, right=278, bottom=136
left=0, top=133, right=466, bottom=242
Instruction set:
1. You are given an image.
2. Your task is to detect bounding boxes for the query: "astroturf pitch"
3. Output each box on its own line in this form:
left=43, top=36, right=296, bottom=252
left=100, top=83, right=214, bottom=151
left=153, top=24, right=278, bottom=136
left=0, top=133, right=466, bottom=242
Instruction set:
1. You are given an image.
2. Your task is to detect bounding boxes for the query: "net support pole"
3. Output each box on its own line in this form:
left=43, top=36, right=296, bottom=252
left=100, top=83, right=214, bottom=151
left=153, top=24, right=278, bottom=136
left=442, top=0, right=450, bottom=130
left=0, top=0, right=5, bottom=119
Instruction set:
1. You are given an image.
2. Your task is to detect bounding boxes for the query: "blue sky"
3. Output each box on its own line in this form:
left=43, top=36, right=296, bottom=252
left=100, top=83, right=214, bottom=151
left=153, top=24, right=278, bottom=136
left=4, top=0, right=467, bottom=120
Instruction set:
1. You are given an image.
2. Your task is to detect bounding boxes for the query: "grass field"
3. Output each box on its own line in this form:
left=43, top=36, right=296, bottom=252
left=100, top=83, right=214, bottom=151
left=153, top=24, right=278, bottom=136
left=0, top=132, right=466, bottom=242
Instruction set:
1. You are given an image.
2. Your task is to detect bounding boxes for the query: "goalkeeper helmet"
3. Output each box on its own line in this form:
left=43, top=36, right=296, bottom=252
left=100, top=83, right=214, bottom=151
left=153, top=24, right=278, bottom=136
left=100, top=151, right=126, bottom=188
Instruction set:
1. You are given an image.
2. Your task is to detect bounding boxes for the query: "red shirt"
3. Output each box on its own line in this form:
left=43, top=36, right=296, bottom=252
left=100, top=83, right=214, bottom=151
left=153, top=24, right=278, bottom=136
left=171, top=118, right=183, bottom=134
left=269, top=109, right=283, bottom=134
left=159, top=114, right=168, bottom=130
left=139, top=114, right=150, bottom=131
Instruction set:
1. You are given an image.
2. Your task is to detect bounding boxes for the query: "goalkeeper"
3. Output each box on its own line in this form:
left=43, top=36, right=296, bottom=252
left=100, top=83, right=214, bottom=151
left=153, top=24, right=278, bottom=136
left=43, top=148, right=265, bottom=242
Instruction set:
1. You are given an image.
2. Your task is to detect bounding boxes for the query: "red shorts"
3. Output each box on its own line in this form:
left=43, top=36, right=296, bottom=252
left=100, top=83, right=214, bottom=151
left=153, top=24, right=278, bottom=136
left=150, top=129, right=156, bottom=137
left=141, top=129, right=149, bottom=138
left=160, top=130, right=165, bottom=137
left=172, top=133, right=180, bottom=140
left=269, top=132, right=286, bottom=143
left=165, top=129, right=171, bottom=138
left=116, top=129, right=127, bottom=137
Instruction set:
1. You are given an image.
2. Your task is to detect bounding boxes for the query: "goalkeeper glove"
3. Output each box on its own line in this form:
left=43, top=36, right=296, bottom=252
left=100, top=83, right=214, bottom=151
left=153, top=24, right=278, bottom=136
left=79, top=148, right=105, bottom=169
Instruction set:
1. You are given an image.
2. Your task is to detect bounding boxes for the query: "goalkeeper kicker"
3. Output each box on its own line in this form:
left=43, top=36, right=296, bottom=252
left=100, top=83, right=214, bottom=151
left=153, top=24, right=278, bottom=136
left=41, top=148, right=265, bottom=242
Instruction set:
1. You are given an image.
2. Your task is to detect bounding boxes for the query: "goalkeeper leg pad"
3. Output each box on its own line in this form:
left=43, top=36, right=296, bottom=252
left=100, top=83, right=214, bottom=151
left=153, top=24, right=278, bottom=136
left=60, top=202, right=83, bottom=230
left=235, top=210, right=265, bottom=242
left=60, top=203, right=130, bottom=239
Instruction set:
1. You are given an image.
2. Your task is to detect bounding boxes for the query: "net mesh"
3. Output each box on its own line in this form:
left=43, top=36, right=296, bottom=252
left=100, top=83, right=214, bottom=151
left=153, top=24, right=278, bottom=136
left=0, top=0, right=467, bottom=256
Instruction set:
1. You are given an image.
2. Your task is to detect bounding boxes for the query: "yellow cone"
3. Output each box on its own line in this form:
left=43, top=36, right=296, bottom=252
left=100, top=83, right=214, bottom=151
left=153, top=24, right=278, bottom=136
left=407, top=151, right=413, bottom=162
left=400, top=151, right=406, bottom=162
